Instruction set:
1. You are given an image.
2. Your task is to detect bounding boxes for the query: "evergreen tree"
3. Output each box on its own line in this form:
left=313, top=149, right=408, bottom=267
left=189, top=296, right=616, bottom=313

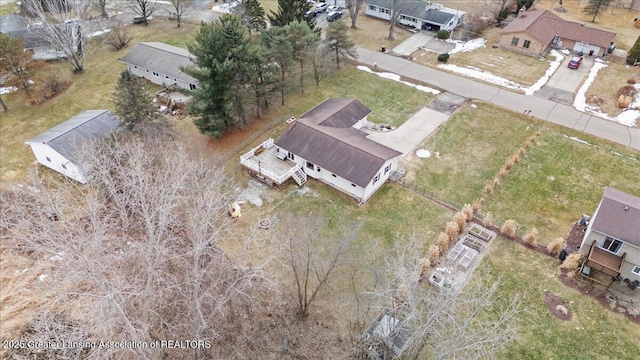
left=288, top=21, right=319, bottom=93
left=583, top=0, right=610, bottom=22
left=268, top=0, right=310, bottom=27
left=111, top=70, right=156, bottom=131
left=185, top=14, right=253, bottom=138
left=323, top=21, right=356, bottom=70
left=237, top=0, right=267, bottom=34
left=262, top=26, right=294, bottom=105
left=627, top=35, right=640, bottom=65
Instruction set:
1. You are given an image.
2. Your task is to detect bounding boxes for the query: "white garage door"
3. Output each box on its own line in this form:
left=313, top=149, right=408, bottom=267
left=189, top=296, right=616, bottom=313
left=573, top=42, right=601, bottom=55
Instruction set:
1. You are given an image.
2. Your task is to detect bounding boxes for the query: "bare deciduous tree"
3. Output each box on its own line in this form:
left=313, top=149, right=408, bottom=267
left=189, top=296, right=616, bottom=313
left=277, top=215, right=361, bottom=318
left=21, top=0, right=94, bottom=72
left=345, top=0, right=366, bottom=29
left=127, top=0, right=157, bottom=26
left=388, top=0, right=408, bottom=40
left=352, top=236, right=523, bottom=360
left=94, top=0, right=110, bottom=18
left=105, top=22, right=133, bottom=50
left=169, top=0, right=193, bottom=27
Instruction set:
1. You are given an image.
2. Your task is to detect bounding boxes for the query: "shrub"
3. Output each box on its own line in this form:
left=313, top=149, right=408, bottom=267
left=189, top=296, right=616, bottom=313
left=418, top=257, right=431, bottom=274
left=504, top=158, right=514, bottom=170
left=428, top=244, right=440, bottom=264
left=547, top=237, right=565, bottom=257
left=524, top=139, right=533, bottom=148
left=106, top=25, right=133, bottom=50
left=559, top=253, right=584, bottom=278
left=453, top=212, right=467, bottom=233
left=462, top=203, right=474, bottom=221
left=437, top=53, right=450, bottom=63
left=438, top=231, right=451, bottom=254
left=483, top=183, right=493, bottom=195
left=472, top=201, right=481, bottom=213
left=511, top=154, right=520, bottom=163
left=499, top=167, right=508, bottom=178
left=482, top=212, right=494, bottom=227
left=445, top=222, right=458, bottom=242
left=396, top=283, right=408, bottom=303
left=492, top=177, right=500, bottom=188
left=627, top=78, right=637, bottom=85
left=518, top=147, right=525, bottom=156
left=41, top=74, right=70, bottom=99
left=501, top=219, right=518, bottom=238
left=436, top=30, right=450, bottom=39
left=496, top=8, right=509, bottom=24
left=522, top=227, right=539, bottom=247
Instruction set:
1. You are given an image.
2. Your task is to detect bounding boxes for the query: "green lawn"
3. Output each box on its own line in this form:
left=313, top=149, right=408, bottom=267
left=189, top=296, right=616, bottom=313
left=486, top=238, right=640, bottom=359
left=413, top=102, right=640, bottom=242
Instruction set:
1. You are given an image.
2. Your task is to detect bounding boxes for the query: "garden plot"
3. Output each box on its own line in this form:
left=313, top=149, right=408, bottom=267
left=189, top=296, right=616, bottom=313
left=429, top=224, right=496, bottom=293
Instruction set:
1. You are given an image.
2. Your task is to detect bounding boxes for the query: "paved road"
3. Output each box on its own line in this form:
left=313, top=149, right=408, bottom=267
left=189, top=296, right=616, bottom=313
left=356, top=47, right=640, bottom=150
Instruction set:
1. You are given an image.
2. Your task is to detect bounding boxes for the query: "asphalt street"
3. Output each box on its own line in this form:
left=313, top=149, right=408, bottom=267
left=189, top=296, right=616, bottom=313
left=356, top=47, right=640, bottom=150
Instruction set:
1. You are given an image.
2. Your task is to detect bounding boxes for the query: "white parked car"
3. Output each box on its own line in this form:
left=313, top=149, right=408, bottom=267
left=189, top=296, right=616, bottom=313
left=327, top=5, right=340, bottom=12
left=314, top=3, right=329, bottom=13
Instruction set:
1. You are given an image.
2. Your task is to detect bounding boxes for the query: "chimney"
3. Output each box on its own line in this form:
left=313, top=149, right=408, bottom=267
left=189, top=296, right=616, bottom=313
left=286, top=116, right=296, bottom=129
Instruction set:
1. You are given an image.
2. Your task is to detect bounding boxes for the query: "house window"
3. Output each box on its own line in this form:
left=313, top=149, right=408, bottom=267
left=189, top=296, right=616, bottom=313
left=382, top=8, right=390, bottom=14
left=306, top=161, right=314, bottom=170
left=190, top=83, right=197, bottom=90
left=46, top=157, right=51, bottom=162
left=288, top=152, right=295, bottom=161
left=61, top=164, right=67, bottom=169
left=152, top=71, right=159, bottom=77
left=369, top=5, right=375, bottom=11
left=332, top=174, right=337, bottom=178
left=373, top=174, right=380, bottom=185
left=523, top=40, right=531, bottom=49
left=384, top=164, right=391, bottom=175
left=632, top=266, right=640, bottom=276
left=351, top=183, right=357, bottom=187
left=511, top=37, right=519, bottom=46
left=601, top=236, right=623, bottom=254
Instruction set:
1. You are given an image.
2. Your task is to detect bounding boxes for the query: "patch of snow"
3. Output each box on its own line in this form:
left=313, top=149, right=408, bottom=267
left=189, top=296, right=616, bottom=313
left=447, top=38, right=486, bottom=55
left=236, top=180, right=268, bottom=207
left=0, top=86, right=18, bottom=95
left=38, top=274, right=49, bottom=281
left=470, top=104, right=477, bottom=108
left=50, top=252, right=65, bottom=261
left=573, top=61, right=638, bottom=126
left=416, top=149, right=431, bottom=158
left=212, top=1, right=240, bottom=13
left=564, top=135, right=591, bottom=146
left=357, top=66, right=440, bottom=94
left=524, top=50, right=563, bottom=95
left=560, top=49, right=570, bottom=55
left=88, top=29, right=111, bottom=38
left=437, top=64, right=525, bottom=91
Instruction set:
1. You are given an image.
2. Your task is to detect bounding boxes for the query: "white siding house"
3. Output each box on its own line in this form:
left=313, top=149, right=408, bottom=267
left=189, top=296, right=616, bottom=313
left=365, top=0, right=464, bottom=31
left=120, top=42, right=198, bottom=91
left=275, top=99, right=402, bottom=204
left=25, top=110, right=121, bottom=183
left=579, top=187, right=640, bottom=281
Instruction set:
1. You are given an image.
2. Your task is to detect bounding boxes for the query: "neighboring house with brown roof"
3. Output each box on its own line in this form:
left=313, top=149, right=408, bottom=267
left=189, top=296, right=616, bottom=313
left=272, top=99, right=402, bottom=203
left=120, top=42, right=197, bottom=91
left=498, top=9, right=616, bottom=57
left=579, top=187, right=640, bottom=283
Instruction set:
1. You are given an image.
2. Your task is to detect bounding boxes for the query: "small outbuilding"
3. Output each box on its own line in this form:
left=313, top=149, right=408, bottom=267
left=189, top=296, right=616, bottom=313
left=25, top=110, right=121, bottom=183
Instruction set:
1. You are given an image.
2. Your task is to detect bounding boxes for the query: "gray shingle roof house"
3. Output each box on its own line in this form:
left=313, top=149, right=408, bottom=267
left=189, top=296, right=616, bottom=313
left=275, top=99, right=402, bottom=203
left=498, top=9, right=616, bottom=57
left=0, top=14, right=62, bottom=60
left=26, top=110, right=121, bottom=183
left=365, top=0, right=465, bottom=31
left=120, top=42, right=198, bottom=91
left=579, top=187, right=640, bottom=282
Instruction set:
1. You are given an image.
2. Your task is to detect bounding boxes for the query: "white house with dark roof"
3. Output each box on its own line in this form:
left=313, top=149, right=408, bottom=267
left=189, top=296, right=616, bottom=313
left=0, top=14, right=64, bottom=60
left=26, top=110, right=121, bottom=183
left=579, top=187, right=640, bottom=283
left=240, top=99, right=402, bottom=203
left=119, top=42, right=198, bottom=91
left=365, top=0, right=465, bottom=31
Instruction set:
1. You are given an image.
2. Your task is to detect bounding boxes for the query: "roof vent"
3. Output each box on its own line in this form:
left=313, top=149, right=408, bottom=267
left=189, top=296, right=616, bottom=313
left=286, top=116, right=296, bottom=129
left=624, top=206, right=629, bottom=211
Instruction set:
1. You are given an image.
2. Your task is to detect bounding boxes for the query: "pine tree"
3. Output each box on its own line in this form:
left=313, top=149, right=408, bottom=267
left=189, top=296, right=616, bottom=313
left=323, top=21, right=356, bottom=70
left=583, top=0, right=610, bottom=22
left=185, top=14, right=253, bottom=138
left=262, top=26, right=294, bottom=105
left=267, top=0, right=311, bottom=27
left=244, top=0, right=266, bottom=33
left=627, top=35, right=640, bottom=65
left=111, top=70, right=156, bottom=131
left=288, top=21, right=319, bottom=93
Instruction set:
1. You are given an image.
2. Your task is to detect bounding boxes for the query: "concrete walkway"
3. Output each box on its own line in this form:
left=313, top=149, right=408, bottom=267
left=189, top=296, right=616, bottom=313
left=366, top=107, right=450, bottom=155
left=356, top=47, right=640, bottom=150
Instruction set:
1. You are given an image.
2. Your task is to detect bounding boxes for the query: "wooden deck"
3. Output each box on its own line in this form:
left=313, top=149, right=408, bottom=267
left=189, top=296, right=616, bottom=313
left=584, top=241, right=624, bottom=279
left=240, top=138, right=305, bottom=187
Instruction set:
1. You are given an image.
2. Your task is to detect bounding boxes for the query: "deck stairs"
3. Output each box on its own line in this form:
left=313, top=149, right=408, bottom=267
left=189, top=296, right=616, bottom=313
left=291, top=166, right=307, bottom=186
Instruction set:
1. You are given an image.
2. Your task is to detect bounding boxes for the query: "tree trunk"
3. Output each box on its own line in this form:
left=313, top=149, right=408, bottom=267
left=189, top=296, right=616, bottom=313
left=0, top=96, right=7, bottom=111
left=300, top=63, right=304, bottom=93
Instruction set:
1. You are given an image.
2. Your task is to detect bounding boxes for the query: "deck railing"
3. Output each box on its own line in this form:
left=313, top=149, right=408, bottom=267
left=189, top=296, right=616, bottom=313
left=240, top=138, right=298, bottom=185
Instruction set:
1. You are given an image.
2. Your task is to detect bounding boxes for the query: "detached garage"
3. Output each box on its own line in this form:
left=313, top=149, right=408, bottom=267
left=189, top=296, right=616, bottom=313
left=26, top=110, right=121, bottom=183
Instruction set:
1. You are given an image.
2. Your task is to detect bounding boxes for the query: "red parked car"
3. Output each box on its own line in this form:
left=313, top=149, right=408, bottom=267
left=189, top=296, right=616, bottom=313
left=568, top=56, right=583, bottom=69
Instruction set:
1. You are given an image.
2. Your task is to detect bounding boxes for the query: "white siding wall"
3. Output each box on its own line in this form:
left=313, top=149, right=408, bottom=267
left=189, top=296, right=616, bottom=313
left=581, top=229, right=640, bottom=279
left=365, top=5, right=392, bottom=21
left=127, top=64, right=196, bottom=91
left=28, top=143, right=86, bottom=183
left=362, top=158, right=397, bottom=202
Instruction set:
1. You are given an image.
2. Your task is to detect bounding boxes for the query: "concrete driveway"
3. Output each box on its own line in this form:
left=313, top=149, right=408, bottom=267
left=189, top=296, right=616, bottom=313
left=546, top=55, right=593, bottom=92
